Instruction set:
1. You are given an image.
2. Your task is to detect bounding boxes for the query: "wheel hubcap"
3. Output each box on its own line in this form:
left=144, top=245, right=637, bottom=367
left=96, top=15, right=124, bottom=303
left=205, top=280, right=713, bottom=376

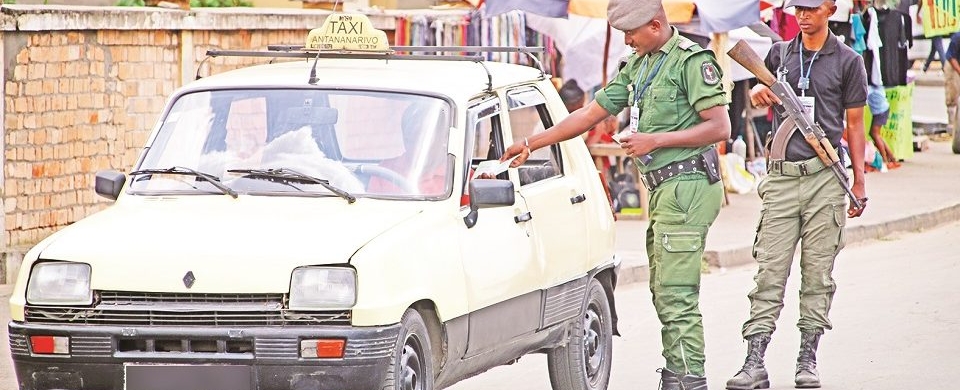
left=399, top=336, right=424, bottom=390
left=582, top=302, right=605, bottom=378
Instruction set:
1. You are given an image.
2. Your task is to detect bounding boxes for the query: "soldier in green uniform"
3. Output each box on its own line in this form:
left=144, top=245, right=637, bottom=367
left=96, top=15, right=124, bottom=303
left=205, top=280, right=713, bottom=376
left=500, top=0, right=730, bottom=388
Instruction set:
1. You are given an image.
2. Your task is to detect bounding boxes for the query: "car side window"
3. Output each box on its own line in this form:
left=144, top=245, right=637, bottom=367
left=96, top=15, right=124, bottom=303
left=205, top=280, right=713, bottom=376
left=505, top=88, right=562, bottom=186
left=463, top=99, right=505, bottom=198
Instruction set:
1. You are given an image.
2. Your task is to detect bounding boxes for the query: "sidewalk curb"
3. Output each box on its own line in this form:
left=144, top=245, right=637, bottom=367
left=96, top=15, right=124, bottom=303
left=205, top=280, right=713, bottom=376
left=914, top=78, right=944, bottom=87
left=615, top=202, right=960, bottom=285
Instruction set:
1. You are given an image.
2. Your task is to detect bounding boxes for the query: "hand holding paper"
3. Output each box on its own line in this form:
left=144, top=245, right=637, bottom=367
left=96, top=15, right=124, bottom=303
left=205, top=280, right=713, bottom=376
left=474, top=155, right=519, bottom=178
left=612, top=130, right=653, bottom=165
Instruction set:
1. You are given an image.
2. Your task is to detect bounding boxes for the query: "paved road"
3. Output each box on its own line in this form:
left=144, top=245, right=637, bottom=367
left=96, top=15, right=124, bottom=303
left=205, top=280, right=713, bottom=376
left=447, top=221, right=960, bottom=390
left=1, top=222, right=957, bottom=389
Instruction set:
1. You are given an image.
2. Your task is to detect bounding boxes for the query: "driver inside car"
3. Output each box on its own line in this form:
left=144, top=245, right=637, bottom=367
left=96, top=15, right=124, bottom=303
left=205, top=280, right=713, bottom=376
left=367, top=102, right=450, bottom=196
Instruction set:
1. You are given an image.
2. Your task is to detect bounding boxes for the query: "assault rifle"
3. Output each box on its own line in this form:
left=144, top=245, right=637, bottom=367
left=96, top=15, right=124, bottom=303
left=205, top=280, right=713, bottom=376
left=726, top=40, right=862, bottom=210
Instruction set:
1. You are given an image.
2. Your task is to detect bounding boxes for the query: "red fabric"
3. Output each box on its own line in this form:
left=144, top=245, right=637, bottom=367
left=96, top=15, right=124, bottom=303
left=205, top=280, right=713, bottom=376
left=461, top=168, right=475, bottom=206
left=772, top=8, right=801, bottom=40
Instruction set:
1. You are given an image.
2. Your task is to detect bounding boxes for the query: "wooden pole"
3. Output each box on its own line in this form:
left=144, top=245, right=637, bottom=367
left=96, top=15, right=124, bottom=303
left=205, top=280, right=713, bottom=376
left=744, top=83, right=757, bottom=159
left=710, top=32, right=733, bottom=109
left=602, top=23, right=612, bottom=86
left=711, top=31, right=732, bottom=206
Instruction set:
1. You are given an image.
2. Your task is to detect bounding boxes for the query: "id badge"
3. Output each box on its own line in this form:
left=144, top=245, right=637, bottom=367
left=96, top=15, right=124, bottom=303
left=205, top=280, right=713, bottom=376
left=630, top=106, right=640, bottom=131
left=798, top=96, right=815, bottom=121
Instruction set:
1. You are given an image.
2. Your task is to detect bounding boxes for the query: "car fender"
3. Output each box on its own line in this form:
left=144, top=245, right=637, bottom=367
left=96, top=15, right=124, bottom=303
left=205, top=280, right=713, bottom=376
left=348, top=208, right=468, bottom=326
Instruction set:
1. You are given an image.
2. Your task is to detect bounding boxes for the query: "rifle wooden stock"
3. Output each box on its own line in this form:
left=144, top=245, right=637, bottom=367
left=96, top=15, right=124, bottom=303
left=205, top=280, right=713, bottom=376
left=727, top=40, right=777, bottom=87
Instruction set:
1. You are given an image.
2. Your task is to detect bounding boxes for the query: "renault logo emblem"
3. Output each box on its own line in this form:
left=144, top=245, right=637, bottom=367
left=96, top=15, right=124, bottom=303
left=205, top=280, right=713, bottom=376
left=183, top=271, right=196, bottom=289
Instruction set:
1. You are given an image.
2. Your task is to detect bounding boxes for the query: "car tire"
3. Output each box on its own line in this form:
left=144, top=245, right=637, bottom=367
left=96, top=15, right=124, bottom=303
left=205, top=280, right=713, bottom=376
left=546, top=278, right=613, bottom=390
left=381, top=309, right=435, bottom=390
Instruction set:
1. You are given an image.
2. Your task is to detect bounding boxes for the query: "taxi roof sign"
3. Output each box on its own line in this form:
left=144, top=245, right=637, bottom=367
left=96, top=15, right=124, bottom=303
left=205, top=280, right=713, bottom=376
left=306, top=13, right=390, bottom=53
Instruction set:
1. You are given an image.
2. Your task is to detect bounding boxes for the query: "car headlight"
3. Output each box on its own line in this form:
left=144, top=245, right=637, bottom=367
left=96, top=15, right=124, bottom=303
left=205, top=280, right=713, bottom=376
left=289, top=267, right=356, bottom=310
left=26, top=262, right=93, bottom=306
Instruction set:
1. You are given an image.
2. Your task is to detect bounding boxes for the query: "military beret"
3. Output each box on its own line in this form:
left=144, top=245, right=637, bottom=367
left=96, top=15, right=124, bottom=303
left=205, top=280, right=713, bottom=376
left=607, top=0, right=659, bottom=32
left=784, top=0, right=826, bottom=8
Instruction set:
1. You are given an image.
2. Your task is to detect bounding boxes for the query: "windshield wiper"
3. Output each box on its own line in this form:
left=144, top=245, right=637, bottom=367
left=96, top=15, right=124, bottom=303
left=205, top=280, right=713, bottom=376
left=227, top=168, right=356, bottom=204
left=129, top=166, right=238, bottom=198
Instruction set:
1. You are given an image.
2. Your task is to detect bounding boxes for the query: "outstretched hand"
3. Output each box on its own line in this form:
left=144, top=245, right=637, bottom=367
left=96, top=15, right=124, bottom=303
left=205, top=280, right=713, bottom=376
left=501, top=140, right=531, bottom=168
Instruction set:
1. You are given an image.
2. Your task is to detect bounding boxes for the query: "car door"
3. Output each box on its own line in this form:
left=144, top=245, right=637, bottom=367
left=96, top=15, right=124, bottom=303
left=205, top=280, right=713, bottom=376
left=458, top=98, right=543, bottom=357
left=502, top=87, right=590, bottom=289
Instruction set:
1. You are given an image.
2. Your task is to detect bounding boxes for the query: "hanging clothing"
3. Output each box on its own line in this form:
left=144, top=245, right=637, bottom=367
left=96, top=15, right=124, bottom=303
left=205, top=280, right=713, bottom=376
left=861, top=7, right=912, bottom=87
left=865, top=7, right=884, bottom=86
left=828, top=0, right=855, bottom=46
left=851, top=12, right=867, bottom=54
left=464, top=10, right=561, bottom=75
left=829, top=21, right=853, bottom=46
left=770, top=7, right=800, bottom=41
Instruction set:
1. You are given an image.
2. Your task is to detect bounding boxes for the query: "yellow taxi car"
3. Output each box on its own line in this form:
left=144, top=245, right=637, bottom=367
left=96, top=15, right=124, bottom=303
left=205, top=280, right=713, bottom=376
left=8, top=13, right=619, bottom=390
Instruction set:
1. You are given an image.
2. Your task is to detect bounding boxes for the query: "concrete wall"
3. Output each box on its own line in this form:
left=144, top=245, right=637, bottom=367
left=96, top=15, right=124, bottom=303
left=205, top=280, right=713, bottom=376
left=13, top=0, right=116, bottom=5
left=0, top=4, right=468, bottom=283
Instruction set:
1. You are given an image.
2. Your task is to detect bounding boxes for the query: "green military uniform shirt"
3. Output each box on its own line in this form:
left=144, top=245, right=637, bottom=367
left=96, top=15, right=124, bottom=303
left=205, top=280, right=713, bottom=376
left=595, top=27, right=729, bottom=173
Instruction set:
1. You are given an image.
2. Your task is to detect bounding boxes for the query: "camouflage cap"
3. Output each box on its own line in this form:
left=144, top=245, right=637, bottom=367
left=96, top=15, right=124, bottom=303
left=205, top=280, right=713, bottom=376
left=607, top=0, right=660, bottom=32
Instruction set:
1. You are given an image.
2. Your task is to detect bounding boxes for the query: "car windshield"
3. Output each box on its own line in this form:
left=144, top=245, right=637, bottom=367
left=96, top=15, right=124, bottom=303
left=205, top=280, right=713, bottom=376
left=132, top=89, right=453, bottom=199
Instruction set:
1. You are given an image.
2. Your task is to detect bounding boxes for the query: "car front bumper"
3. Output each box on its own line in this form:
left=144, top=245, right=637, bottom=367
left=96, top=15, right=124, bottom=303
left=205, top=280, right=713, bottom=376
left=8, top=321, right=400, bottom=390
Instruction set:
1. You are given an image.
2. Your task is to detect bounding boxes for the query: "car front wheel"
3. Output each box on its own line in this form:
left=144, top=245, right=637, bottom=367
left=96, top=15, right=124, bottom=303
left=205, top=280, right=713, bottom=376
left=382, top=309, right=435, bottom=390
left=547, top=278, right=613, bottom=390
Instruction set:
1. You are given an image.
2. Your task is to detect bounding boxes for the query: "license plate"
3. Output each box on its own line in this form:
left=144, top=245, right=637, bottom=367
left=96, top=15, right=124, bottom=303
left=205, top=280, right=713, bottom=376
left=124, top=364, right=252, bottom=390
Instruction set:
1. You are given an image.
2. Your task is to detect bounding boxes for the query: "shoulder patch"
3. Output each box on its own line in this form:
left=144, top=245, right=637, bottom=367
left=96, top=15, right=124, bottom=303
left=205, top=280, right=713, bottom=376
left=701, top=61, right=721, bottom=85
left=678, top=38, right=698, bottom=50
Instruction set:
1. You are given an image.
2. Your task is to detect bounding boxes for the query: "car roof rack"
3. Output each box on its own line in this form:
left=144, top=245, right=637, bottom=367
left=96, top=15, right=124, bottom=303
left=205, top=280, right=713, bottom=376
left=200, top=46, right=546, bottom=92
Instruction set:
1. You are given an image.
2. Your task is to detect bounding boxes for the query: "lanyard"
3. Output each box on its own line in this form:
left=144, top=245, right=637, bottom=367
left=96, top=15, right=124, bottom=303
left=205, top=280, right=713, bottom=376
left=632, top=53, right=668, bottom=106
left=797, top=42, right=820, bottom=95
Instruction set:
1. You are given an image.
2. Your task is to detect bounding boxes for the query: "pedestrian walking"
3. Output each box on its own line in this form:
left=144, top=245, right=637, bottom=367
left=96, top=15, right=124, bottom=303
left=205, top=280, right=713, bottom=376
left=917, top=0, right=947, bottom=73
left=726, top=0, right=868, bottom=389
left=499, top=0, right=730, bottom=388
left=943, top=32, right=960, bottom=132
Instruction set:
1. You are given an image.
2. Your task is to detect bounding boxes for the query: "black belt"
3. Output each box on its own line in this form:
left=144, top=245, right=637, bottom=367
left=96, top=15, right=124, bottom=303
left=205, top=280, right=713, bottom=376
left=640, top=149, right=720, bottom=192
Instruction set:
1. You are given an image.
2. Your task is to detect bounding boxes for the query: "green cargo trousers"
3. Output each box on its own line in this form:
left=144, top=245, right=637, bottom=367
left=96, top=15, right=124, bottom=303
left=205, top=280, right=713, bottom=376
left=646, top=174, right=723, bottom=376
left=741, top=165, right=846, bottom=338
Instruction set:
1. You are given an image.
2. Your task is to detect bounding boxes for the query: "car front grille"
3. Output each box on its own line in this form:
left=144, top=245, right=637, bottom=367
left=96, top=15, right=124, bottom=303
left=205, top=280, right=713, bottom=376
left=23, top=291, right=351, bottom=326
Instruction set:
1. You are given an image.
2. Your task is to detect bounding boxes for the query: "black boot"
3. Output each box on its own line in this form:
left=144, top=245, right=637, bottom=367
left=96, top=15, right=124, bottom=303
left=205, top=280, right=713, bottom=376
left=660, top=368, right=708, bottom=390
left=795, top=331, right=822, bottom=388
left=726, top=333, right=771, bottom=390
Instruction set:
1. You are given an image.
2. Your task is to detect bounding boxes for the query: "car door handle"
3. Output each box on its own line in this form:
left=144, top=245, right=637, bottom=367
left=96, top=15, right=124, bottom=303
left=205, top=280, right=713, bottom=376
left=570, top=193, right=587, bottom=204
left=514, top=212, right=532, bottom=224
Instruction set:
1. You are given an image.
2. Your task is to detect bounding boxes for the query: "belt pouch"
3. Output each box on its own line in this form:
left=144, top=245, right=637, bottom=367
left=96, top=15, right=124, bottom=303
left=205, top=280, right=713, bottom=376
left=702, top=148, right=721, bottom=184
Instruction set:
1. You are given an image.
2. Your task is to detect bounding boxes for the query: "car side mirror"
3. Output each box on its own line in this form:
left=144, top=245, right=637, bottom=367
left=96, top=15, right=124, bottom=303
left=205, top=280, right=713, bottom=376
left=464, top=179, right=515, bottom=228
left=95, top=170, right=126, bottom=201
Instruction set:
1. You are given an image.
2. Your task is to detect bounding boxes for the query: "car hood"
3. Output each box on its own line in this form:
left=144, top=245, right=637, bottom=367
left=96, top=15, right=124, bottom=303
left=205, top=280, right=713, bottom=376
left=36, top=196, right=423, bottom=293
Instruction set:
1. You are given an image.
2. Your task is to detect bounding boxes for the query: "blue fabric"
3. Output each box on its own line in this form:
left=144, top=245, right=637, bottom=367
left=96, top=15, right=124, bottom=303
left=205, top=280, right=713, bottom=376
left=695, top=0, right=760, bottom=33
left=851, top=13, right=867, bottom=54
left=946, top=32, right=960, bottom=62
left=482, top=0, right=569, bottom=18
left=867, top=85, right=889, bottom=114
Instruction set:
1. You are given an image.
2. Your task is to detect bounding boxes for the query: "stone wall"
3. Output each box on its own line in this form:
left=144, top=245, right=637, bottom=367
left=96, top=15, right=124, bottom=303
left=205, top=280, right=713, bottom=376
left=0, top=4, right=468, bottom=283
